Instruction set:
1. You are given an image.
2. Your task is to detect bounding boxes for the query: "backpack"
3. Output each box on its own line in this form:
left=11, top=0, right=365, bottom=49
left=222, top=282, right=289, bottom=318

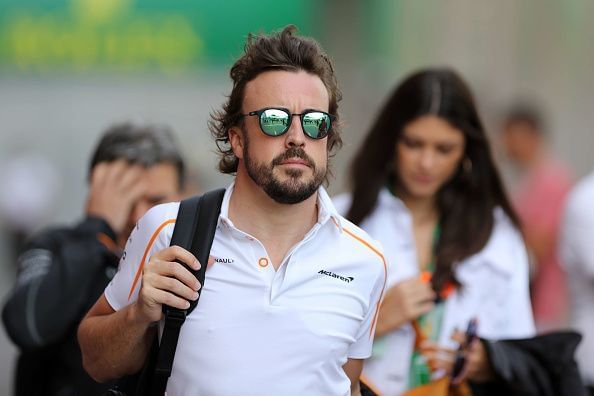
left=106, top=188, right=225, bottom=396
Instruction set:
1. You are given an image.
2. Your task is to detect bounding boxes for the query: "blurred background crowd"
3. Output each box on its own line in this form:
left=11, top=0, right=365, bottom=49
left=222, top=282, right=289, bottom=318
left=1, top=0, right=593, bottom=394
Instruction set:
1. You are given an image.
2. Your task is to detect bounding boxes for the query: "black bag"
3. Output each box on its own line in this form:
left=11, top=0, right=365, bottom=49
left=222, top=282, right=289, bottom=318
left=104, top=189, right=225, bottom=396
left=360, top=379, right=380, bottom=396
left=473, top=331, right=588, bottom=396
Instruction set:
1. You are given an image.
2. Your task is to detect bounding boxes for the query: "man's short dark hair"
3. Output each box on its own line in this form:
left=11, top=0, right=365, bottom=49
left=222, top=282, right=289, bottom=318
left=89, top=123, right=186, bottom=190
left=502, top=102, right=546, bottom=135
left=209, top=24, right=343, bottom=174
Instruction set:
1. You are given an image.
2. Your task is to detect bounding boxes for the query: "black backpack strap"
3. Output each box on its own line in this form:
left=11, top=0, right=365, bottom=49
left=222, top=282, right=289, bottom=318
left=148, top=188, right=225, bottom=396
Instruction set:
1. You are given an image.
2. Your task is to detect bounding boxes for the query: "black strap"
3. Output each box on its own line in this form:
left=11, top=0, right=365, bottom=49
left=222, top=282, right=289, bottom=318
left=147, top=188, right=225, bottom=396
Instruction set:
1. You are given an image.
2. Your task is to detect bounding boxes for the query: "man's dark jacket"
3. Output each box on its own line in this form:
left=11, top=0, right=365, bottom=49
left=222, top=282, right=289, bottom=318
left=2, top=217, right=119, bottom=396
left=471, top=331, right=587, bottom=396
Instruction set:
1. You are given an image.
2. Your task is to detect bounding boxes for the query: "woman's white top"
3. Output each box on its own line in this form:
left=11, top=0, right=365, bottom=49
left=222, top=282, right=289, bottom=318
left=333, top=189, right=535, bottom=395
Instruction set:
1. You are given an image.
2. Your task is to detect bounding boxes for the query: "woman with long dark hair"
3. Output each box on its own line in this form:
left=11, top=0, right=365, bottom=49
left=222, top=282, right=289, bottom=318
left=334, top=68, right=535, bottom=395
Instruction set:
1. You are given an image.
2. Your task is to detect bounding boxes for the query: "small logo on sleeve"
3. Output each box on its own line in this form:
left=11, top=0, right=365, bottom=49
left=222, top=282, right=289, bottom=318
left=318, top=269, right=354, bottom=283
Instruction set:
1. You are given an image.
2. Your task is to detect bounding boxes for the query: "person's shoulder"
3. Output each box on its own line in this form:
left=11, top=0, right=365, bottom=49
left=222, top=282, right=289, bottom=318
left=567, top=172, right=594, bottom=212
left=138, top=201, right=180, bottom=230
left=30, top=216, right=117, bottom=245
left=29, top=225, right=70, bottom=240
left=20, top=223, right=78, bottom=251
left=323, top=188, right=385, bottom=268
left=487, top=208, right=526, bottom=255
left=472, top=208, right=526, bottom=276
left=124, top=201, right=180, bottom=247
left=492, top=207, right=520, bottom=235
left=331, top=188, right=401, bottom=221
left=335, top=215, right=386, bottom=267
left=330, top=216, right=387, bottom=290
left=118, top=201, right=180, bottom=270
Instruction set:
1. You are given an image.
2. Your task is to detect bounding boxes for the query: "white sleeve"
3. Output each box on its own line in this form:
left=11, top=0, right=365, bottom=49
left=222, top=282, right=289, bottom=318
left=347, top=248, right=387, bottom=359
left=504, top=231, right=536, bottom=337
left=104, top=202, right=179, bottom=311
left=474, top=215, right=535, bottom=340
left=560, top=184, right=594, bottom=278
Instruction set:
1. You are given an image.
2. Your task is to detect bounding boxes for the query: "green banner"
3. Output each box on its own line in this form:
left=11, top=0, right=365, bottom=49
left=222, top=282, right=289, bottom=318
left=0, top=0, right=315, bottom=74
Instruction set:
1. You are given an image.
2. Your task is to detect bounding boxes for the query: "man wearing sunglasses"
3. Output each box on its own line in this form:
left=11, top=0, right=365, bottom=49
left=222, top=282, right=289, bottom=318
left=78, top=25, right=386, bottom=396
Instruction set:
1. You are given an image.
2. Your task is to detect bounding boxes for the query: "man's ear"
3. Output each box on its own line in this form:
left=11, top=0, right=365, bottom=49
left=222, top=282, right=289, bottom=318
left=229, top=126, right=244, bottom=159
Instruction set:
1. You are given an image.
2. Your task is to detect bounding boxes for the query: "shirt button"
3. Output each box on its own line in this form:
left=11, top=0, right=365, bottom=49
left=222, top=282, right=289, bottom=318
left=258, top=257, right=269, bottom=268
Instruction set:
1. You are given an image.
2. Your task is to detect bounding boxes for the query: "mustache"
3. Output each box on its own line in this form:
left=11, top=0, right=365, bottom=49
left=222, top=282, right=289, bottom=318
left=271, top=148, right=315, bottom=169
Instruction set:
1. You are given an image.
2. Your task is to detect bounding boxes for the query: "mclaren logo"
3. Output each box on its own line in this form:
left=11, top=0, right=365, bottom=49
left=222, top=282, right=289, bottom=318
left=318, top=269, right=354, bottom=283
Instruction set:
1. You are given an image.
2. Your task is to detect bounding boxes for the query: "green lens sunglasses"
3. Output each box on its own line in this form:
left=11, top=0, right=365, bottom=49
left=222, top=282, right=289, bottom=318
left=241, top=107, right=334, bottom=139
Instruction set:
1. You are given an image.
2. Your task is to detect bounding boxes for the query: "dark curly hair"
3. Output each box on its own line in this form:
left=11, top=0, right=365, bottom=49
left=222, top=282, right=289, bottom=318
left=209, top=25, right=342, bottom=174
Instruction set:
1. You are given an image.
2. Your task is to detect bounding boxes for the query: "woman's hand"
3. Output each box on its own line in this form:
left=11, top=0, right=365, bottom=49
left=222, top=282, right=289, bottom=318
left=375, top=277, right=436, bottom=337
left=418, top=330, right=495, bottom=383
left=450, top=329, right=495, bottom=383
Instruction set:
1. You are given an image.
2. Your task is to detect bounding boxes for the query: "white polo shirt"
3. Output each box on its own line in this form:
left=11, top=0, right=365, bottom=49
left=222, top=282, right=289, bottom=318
left=105, top=184, right=387, bottom=396
left=333, top=189, right=535, bottom=396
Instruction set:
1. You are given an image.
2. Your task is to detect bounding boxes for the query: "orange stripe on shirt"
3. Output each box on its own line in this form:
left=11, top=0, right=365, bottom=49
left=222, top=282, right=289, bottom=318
left=127, top=219, right=176, bottom=300
left=341, top=226, right=388, bottom=339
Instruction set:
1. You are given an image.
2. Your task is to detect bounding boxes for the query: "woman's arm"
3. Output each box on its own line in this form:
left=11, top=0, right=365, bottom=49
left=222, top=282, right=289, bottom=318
left=374, top=277, right=436, bottom=337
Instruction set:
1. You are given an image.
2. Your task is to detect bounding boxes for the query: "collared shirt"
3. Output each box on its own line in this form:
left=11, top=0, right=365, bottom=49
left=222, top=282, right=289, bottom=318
left=333, top=189, right=535, bottom=396
left=105, top=184, right=387, bottom=396
left=560, top=171, right=594, bottom=385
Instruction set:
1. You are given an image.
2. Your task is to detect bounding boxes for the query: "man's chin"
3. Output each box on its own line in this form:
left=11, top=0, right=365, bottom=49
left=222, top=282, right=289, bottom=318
left=263, top=179, right=319, bottom=205
left=276, top=167, right=308, bottom=179
left=267, top=190, right=316, bottom=205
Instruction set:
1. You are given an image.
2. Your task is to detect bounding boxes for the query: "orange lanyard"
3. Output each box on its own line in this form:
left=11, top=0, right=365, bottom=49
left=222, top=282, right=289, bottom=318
left=412, top=271, right=455, bottom=349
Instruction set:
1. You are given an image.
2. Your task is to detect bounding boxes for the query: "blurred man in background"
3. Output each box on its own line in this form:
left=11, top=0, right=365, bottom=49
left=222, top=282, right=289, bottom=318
left=500, top=103, right=573, bottom=331
left=2, top=123, right=186, bottom=396
left=560, top=171, right=594, bottom=396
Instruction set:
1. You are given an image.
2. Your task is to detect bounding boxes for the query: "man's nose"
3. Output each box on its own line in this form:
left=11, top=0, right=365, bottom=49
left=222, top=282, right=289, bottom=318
left=285, top=115, right=306, bottom=147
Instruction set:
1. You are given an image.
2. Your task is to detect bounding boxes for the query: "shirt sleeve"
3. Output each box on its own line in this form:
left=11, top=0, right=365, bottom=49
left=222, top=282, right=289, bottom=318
left=471, top=212, right=535, bottom=340
left=104, top=202, right=179, bottom=311
left=347, top=244, right=387, bottom=359
left=560, top=182, right=594, bottom=278
left=503, top=231, right=536, bottom=337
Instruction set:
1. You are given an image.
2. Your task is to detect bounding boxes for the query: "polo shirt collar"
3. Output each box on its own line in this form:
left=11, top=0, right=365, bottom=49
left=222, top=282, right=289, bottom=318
left=217, top=182, right=343, bottom=231
left=218, top=183, right=235, bottom=228
left=316, top=186, right=343, bottom=231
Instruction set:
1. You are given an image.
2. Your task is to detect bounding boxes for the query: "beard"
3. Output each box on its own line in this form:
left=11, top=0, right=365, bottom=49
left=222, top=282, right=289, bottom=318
left=243, top=132, right=327, bottom=205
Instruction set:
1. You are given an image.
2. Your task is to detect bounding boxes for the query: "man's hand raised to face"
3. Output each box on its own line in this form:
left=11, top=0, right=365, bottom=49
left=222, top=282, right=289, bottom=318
left=86, top=160, right=148, bottom=236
